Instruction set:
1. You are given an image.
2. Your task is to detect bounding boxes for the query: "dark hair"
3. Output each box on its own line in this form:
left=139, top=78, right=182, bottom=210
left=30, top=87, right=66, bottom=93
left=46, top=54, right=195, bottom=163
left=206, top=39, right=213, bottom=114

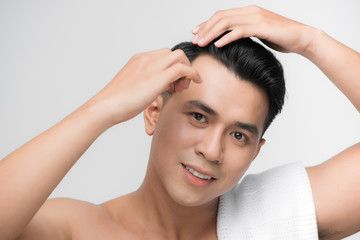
left=170, top=37, right=285, bottom=134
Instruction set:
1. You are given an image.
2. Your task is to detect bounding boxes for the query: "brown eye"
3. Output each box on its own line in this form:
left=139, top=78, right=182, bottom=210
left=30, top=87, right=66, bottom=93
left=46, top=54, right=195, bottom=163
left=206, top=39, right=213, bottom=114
left=192, top=112, right=206, bottom=123
left=231, top=132, right=246, bottom=141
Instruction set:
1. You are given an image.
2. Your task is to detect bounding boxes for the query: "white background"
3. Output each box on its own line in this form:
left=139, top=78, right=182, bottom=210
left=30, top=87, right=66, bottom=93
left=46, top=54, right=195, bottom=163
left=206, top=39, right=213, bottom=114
left=0, top=0, right=359, bottom=238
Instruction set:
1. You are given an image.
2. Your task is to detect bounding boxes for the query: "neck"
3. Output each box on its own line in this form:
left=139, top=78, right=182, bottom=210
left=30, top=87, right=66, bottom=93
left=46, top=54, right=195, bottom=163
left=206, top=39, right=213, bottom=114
left=130, top=161, right=219, bottom=239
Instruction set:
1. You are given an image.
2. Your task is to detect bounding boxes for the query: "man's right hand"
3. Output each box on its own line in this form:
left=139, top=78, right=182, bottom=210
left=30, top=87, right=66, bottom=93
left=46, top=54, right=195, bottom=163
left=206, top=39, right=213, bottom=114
left=85, top=48, right=201, bottom=128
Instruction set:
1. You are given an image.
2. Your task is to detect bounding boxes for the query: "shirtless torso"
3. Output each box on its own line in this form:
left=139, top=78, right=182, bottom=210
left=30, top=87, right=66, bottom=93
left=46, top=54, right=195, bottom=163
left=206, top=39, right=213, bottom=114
left=19, top=195, right=218, bottom=240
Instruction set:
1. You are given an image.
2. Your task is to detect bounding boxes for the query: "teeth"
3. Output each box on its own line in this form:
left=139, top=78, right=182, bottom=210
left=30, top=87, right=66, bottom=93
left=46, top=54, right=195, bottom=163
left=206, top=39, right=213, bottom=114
left=185, top=166, right=213, bottom=180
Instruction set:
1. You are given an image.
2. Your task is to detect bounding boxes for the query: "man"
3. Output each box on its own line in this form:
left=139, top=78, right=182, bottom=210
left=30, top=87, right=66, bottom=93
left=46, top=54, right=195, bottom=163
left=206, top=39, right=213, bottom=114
left=0, top=5, right=359, bottom=240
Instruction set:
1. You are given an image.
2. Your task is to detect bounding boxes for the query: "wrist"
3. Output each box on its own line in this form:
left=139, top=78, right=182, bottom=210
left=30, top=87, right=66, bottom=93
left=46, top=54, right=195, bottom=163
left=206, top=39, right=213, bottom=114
left=299, top=26, right=326, bottom=59
left=77, top=98, right=116, bottom=133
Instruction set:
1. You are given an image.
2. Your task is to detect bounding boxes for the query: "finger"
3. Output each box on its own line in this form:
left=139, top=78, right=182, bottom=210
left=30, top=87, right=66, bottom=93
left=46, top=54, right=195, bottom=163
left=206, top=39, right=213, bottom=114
left=192, top=23, right=203, bottom=34
left=175, top=77, right=191, bottom=93
left=195, top=6, right=268, bottom=47
left=147, top=48, right=175, bottom=62
left=157, top=49, right=191, bottom=70
left=199, top=13, right=266, bottom=47
left=194, top=9, right=243, bottom=44
left=192, top=13, right=227, bottom=44
left=195, top=16, right=239, bottom=47
left=129, top=48, right=171, bottom=68
left=161, top=63, right=201, bottom=88
left=197, top=8, right=242, bottom=34
left=135, top=48, right=171, bottom=58
left=167, top=76, right=194, bottom=93
left=136, top=48, right=190, bottom=74
left=214, top=27, right=255, bottom=47
left=150, top=48, right=173, bottom=55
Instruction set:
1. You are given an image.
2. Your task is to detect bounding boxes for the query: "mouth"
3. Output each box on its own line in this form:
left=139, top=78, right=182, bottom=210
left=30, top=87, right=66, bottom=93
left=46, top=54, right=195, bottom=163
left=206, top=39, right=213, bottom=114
left=182, top=163, right=215, bottom=180
left=181, top=163, right=216, bottom=187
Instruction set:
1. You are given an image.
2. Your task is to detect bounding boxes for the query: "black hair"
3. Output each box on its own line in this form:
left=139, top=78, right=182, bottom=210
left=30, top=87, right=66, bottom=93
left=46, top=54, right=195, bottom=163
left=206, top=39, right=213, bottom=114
left=170, top=37, right=285, bottom=134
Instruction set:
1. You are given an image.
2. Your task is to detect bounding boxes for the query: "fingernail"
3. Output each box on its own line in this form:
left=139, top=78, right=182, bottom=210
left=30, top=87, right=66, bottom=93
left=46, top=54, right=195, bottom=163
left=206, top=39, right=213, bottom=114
left=192, top=34, right=199, bottom=44
left=192, top=26, right=200, bottom=34
left=198, top=37, right=205, bottom=45
left=214, top=39, right=222, bottom=47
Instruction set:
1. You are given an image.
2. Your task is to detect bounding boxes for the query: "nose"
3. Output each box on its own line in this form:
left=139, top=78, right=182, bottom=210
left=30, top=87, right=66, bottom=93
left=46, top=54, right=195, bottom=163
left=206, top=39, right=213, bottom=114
left=195, top=126, right=224, bottom=163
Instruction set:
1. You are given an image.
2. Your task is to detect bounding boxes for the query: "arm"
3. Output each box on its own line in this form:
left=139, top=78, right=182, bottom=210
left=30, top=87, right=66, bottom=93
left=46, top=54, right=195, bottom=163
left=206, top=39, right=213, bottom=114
left=191, top=5, right=360, bottom=238
left=192, top=6, right=360, bottom=111
left=0, top=48, right=200, bottom=240
left=299, top=25, right=360, bottom=239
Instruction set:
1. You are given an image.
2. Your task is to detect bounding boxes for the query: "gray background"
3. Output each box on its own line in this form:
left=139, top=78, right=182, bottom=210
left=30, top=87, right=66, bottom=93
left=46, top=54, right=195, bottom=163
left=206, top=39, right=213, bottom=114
left=1, top=0, right=359, bottom=238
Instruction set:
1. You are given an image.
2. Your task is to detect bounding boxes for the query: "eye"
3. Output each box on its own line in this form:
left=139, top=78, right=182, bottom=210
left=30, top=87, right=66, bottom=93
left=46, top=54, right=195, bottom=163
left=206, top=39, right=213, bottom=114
left=230, top=132, right=247, bottom=141
left=191, top=112, right=207, bottom=123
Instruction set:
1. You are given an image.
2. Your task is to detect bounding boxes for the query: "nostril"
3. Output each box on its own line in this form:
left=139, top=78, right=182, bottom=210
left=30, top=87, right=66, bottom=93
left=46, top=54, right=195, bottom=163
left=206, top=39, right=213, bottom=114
left=198, top=151, right=221, bottom=164
left=198, top=151, right=205, bottom=158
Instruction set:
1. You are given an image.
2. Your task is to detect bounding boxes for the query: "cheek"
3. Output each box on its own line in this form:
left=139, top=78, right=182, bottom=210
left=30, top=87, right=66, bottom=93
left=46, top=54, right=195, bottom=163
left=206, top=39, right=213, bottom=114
left=151, top=113, right=199, bottom=160
left=163, top=115, right=200, bottom=148
left=222, top=146, right=256, bottom=181
left=175, top=122, right=201, bottom=149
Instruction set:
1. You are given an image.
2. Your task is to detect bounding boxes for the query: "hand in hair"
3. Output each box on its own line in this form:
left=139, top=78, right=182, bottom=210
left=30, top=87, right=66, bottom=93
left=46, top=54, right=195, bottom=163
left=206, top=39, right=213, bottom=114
left=85, top=48, right=201, bottom=126
left=191, top=5, right=313, bottom=55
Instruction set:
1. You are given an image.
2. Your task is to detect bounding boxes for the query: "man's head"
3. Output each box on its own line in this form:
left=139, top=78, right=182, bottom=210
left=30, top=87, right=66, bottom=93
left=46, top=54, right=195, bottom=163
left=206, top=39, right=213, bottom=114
left=143, top=38, right=285, bottom=207
left=165, top=37, right=285, bottom=134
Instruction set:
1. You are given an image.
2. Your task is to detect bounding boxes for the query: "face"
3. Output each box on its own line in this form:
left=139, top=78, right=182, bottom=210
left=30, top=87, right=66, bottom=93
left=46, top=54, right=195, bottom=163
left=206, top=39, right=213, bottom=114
left=144, top=55, right=268, bottom=207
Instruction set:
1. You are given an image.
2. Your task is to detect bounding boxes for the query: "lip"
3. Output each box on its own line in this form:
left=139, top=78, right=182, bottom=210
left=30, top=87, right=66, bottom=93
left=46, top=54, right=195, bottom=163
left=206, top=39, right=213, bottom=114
left=182, top=163, right=217, bottom=179
left=182, top=163, right=216, bottom=188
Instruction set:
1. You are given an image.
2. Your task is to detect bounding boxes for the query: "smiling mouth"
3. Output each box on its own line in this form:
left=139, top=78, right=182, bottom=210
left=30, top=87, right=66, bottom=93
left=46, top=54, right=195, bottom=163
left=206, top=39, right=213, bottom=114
left=181, top=163, right=215, bottom=180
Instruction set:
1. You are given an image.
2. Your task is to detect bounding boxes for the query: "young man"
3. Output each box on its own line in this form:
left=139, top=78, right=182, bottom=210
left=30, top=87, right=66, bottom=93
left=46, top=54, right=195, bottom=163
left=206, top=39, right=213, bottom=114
left=1, top=5, right=359, bottom=240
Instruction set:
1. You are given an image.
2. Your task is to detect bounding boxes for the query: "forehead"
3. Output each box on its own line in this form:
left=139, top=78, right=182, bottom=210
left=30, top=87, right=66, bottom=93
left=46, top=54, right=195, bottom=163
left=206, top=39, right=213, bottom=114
left=170, top=55, right=269, bottom=132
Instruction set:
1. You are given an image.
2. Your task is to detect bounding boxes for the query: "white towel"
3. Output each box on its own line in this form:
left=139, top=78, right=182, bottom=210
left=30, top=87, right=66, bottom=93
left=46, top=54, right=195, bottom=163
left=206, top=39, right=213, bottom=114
left=217, top=162, right=318, bottom=239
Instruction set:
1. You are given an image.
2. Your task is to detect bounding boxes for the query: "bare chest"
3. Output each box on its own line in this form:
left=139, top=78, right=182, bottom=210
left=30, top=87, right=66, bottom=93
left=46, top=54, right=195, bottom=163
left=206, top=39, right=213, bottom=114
left=70, top=220, right=218, bottom=240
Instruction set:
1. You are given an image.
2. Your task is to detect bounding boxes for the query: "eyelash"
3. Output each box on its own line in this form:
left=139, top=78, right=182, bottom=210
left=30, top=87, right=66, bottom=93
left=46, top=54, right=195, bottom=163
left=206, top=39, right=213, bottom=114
left=230, top=132, right=248, bottom=142
left=191, top=112, right=207, bottom=123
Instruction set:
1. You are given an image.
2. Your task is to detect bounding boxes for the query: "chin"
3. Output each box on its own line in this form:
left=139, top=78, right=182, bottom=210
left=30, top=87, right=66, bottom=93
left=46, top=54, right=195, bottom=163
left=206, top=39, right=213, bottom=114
left=167, top=186, right=219, bottom=208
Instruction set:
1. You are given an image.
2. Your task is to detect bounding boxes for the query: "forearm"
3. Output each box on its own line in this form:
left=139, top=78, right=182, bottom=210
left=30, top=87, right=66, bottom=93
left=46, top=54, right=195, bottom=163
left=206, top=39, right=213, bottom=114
left=302, top=28, right=360, bottom=112
left=0, top=102, right=110, bottom=240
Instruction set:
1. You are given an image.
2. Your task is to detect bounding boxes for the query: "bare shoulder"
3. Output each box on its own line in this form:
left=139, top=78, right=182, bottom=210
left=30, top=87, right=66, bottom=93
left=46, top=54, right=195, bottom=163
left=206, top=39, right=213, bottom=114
left=306, top=142, right=360, bottom=239
left=18, top=198, right=115, bottom=240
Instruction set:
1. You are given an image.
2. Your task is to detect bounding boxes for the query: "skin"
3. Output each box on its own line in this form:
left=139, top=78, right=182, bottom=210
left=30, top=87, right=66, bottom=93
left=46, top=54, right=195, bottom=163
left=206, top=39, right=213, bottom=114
left=0, top=5, right=360, bottom=240
left=145, top=55, right=267, bottom=207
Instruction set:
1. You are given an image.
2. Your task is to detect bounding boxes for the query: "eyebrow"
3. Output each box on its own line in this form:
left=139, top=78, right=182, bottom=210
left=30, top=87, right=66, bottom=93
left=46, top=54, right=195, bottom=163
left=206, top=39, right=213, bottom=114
left=186, top=100, right=218, bottom=116
left=185, top=100, right=260, bottom=138
left=234, top=121, right=259, bottom=138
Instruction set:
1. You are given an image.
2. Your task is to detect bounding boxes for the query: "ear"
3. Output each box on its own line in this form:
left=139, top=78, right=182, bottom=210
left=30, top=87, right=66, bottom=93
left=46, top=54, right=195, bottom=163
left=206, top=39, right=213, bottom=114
left=143, top=95, right=164, bottom=136
left=253, top=138, right=266, bottom=160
